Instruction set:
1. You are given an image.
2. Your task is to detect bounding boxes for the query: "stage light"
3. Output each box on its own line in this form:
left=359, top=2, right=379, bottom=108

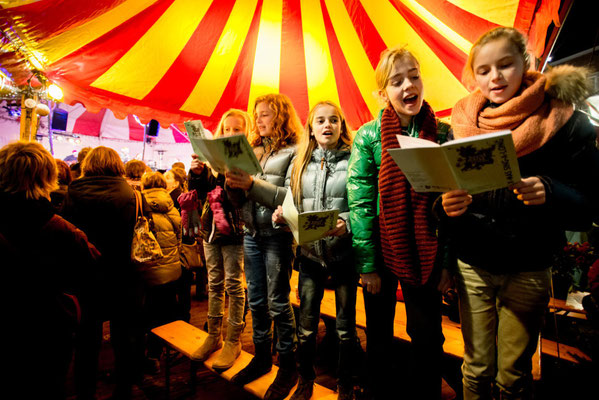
left=48, top=84, right=63, bottom=100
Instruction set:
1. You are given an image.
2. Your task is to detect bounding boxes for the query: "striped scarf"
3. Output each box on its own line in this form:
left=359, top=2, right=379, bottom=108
left=378, top=102, right=439, bottom=286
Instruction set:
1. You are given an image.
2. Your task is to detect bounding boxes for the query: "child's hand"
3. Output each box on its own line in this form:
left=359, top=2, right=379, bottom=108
left=225, top=168, right=253, bottom=190
left=360, top=272, right=381, bottom=295
left=190, top=154, right=205, bottom=174
left=325, top=218, right=347, bottom=237
left=272, top=205, right=285, bottom=224
left=437, top=268, right=454, bottom=294
left=510, top=176, right=546, bottom=205
left=442, top=189, right=472, bottom=217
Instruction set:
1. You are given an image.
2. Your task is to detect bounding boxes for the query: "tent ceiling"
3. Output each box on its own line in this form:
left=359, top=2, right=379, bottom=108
left=1, top=0, right=570, bottom=132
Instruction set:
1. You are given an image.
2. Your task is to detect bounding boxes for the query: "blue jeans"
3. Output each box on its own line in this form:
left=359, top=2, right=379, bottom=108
left=297, top=256, right=357, bottom=385
left=244, top=233, right=296, bottom=354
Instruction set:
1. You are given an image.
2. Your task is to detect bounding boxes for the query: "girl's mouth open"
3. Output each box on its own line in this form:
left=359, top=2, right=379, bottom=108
left=403, top=94, right=418, bottom=105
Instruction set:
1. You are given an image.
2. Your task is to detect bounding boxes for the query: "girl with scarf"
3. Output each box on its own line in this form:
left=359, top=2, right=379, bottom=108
left=347, top=46, right=452, bottom=400
left=188, top=109, right=251, bottom=371
left=226, top=94, right=302, bottom=400
left=272, top=101, right=356, bottom=400
left=441, top=27, right=599, bottom=399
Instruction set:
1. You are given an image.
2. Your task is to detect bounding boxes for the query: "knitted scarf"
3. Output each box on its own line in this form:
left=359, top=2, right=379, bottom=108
left=378, top=101, right=439, bottom=286
left=451, top=71, right=574, bottom=156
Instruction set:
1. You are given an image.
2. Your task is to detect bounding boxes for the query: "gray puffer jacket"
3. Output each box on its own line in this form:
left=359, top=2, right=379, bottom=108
left=235, top=143, right=296, bottom=237
left=287, top=144, right=353, bottom=267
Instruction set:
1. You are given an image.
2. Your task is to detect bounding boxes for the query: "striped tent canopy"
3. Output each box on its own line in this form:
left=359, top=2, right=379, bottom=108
left=0, top=0, right=570, bottom=132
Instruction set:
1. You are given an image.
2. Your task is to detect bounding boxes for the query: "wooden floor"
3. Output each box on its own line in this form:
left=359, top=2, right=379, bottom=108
left=63, top=281, right=597, bottom=399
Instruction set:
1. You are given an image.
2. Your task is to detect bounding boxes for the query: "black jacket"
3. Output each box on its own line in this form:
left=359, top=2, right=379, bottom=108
left=441, top=111, right=599, bottom=273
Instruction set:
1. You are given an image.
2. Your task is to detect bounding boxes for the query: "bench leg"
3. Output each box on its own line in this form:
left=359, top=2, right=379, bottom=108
left=190, top=361, right=198, bottom=394
left=164, top=348, right=172, bottom=398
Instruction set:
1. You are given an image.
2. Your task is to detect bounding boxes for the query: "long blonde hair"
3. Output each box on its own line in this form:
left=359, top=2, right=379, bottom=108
left=290, top=101, right=352, bottom=205
left=248, top=93, right=302, bottom=151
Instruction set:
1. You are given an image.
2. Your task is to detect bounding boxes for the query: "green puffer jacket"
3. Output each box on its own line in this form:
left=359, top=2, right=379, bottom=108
left=347, top=109, right=450, bottom=274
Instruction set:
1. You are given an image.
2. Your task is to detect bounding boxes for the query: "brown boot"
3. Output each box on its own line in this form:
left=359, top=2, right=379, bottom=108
left=191, top=316, right=222, bottom=361
left=212, top=322, right=243, bottom=371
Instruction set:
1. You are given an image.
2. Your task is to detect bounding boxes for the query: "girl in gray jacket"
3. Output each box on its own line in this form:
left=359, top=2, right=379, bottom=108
left=273, top=101, right=357, bottom=400
left=226, top=93, right=303, bottom=400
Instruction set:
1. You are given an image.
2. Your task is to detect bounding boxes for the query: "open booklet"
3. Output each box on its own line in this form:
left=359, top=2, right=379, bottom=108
left=184, top=120, right=262, bottom=175
left=387, top=130, right=521, bottom=194
left=282, top=189, right=339, bottom=245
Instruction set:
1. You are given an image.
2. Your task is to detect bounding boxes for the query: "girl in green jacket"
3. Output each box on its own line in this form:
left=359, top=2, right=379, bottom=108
left=347, top=46, right=452, bottom=400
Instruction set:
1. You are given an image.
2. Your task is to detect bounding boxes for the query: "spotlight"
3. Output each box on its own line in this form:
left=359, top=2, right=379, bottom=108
left=48, top=84, right=63, bottom=101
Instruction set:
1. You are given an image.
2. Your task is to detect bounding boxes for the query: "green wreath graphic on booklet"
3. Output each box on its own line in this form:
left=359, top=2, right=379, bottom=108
left=184, top=120, right=262, bottom=175
left=282, top=189, right=339, bottom=245
left=387, top=130, right=521, bottom=194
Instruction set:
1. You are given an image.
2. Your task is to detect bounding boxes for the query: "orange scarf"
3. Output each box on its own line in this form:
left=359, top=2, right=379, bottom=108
left=451, top=71, right=573, bottom=156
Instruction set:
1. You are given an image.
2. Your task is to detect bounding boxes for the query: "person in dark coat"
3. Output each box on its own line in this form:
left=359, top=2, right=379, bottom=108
left=63, top=146, right=148, bottom=399
left=0, top=141, right=100, bottom=400
left=51, top=158, right=73, bottom=211
left=441, top=27, right=599, bottom=399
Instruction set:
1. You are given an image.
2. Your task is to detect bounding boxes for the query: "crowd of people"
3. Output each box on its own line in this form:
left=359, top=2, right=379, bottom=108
left=2, top=27, right=598, bottom=400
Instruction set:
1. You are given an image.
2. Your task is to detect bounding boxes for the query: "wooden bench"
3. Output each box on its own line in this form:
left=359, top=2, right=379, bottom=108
left=152, top=320, right=338, bottom=399
left=288, top=270, right=591, bottom=379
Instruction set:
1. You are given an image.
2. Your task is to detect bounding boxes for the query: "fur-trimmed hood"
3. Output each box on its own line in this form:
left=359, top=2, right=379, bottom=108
left=544, top=64, right=591, bottom=105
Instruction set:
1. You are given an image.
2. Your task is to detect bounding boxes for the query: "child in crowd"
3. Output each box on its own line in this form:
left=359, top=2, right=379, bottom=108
left=164, top=167, right=188, bottom=212
left=441, top=27, right=599, bottom=399
left=272, top=101, right=357, bottom=400
left=140, top=171, right=182, bottom=374
left=347, top=46, right=452, bottom=400
left=189, top=109, right=251, bottom=371
left=226, top=94, right=302, bottom=400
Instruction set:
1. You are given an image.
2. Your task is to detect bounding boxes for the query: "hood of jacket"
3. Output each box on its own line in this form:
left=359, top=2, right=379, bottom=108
left=544, top=64, right=590, bottom=105
left=143, top=188, right=175, bottom=214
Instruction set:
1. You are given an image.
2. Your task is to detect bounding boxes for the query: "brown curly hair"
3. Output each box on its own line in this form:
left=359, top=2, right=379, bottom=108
left=248, top=93, right=302, bottom=151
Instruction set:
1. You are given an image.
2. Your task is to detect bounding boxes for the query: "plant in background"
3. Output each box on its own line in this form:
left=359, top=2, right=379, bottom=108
left=552, top=242, right=597, bottom=297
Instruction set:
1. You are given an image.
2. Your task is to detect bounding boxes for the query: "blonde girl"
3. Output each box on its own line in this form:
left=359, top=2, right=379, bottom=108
left=226, top=94, right=302, bottom=400
left=272, top=101, right=356, bottom=400
left=441, top=27, right=599, bottom=399
left=189, top=109, right=250, bottom=371
left=347, top=46, right=452, bottom=400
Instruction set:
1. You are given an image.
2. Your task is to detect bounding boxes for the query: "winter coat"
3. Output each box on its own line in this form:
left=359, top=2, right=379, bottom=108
left=62, top=175, right=145, bottom=306
left=140, top=188, right=182, bottom=286
left=1, top=191, right=100, bottom=339
left=233, top=143, right=296, bottom=237
left=347, top=109, right=451, bottom=274
left=287, top=145, right=353, bottom=267
left=441, top=110, right=599, bottom=273
left=189, top=167, right=244, bottom=245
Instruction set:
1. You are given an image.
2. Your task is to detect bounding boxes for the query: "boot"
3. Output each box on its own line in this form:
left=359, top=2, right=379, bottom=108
left=231, top=341, right=273, bottom=385
left=290, top=376, right=314, bottom=400
left=190, top=316, right=222, bottom=361
left=212, top=322, right=243, bottom=371
left=264, top=351, right=299, bottom=400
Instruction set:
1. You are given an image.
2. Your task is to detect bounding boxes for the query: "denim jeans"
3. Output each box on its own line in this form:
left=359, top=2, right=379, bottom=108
left=244, top=233, right=296, bottom=354
left=296, top=256, right=357, bottom=385
left=455, top=260, right=551, bottom=400
left=204, top=241, right=245, bottom=326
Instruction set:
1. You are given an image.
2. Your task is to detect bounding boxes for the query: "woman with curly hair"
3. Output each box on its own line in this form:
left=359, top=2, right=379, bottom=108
left=226, top=94, right=303, bottom=400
